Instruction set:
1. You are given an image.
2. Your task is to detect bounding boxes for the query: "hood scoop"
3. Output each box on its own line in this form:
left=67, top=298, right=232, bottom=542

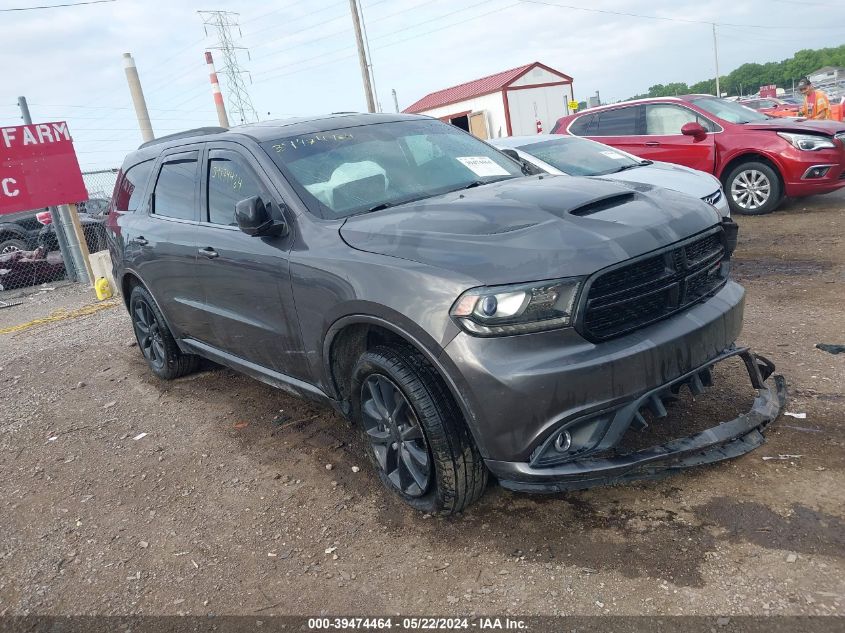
left=569, top=192, right=636, bottom=217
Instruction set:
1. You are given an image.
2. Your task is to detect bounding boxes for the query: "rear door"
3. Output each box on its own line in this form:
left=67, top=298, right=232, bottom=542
left=581, top=105, right=645, bottom=157
left=193, top=143, right=302, bottom=375
left=140, top=149, right=205, bottom=339
left=638, top=104, right=717, bottom=172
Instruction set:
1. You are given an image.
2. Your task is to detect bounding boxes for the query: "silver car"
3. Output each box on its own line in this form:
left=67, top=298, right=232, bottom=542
left=492, top=134, right=730, bottom=218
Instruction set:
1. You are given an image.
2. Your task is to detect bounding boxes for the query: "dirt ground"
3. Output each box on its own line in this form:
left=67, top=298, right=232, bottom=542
left=1, top=191, right=843, bottom=617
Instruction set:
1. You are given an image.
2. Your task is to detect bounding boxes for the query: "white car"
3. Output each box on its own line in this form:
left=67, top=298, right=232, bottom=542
left=491, top=134, right=730, bottom=218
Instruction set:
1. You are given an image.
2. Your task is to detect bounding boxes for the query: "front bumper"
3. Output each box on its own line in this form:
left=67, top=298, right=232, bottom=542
left=779, top=144, right=845, bottom=197
left=486, top=348, right=786, bottom=492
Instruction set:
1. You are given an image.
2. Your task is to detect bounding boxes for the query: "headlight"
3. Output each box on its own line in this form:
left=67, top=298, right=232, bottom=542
left=777, top=132, right=835, bottom=151
left=450, top=277, right=582, bottom=336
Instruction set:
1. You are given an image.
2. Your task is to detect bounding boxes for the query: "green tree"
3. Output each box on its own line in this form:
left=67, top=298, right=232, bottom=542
left=628, top=43, right=845, bottom=99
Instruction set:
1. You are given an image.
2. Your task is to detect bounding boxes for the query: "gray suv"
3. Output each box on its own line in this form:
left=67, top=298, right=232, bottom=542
left=107, top=114, right=786, bottom=514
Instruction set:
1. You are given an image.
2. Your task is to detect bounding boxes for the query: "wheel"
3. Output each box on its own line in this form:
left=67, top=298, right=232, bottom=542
left=0, top=238, right=27, bottom=254
left=724, top=161, right=782, bottom=215
left=351, top=344, right=487, bottom=514
left=129, top=285, right=198, bottom=380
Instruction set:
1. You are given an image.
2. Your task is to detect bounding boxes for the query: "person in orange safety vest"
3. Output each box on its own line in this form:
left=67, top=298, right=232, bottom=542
left=797, top=77, right=830, bottom=120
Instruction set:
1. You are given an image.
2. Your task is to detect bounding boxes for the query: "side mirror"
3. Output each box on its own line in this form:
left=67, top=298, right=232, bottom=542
left=235, top=196, right=288, bottom=237
left=681, top=122, right=708, bottom=142
left=500, top=148, right=543, bottom=176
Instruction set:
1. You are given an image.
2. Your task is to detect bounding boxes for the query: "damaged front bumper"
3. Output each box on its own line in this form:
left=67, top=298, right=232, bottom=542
left=486, top=348, right=787, bottom=493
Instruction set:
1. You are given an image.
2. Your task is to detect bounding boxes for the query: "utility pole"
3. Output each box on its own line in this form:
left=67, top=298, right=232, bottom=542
left=198, top=10, right=258, bottom=125
left=123, top=53, right=155, bottom=142
left=392, top=89, right=399, bottom=113
left=349, top=0, right=376, bottom=113
left=205, top=51, right=230, bottom=128
left=16, top=97, right=32, bottom=125
left=712, top=23, right=721, bottom=98
left=17, top=98, right=79, bottom=282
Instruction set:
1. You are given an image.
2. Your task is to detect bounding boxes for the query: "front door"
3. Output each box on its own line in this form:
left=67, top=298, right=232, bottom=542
left=193, top=144, right=302, bottom=376
left=636, top=104, right=717, bottom=173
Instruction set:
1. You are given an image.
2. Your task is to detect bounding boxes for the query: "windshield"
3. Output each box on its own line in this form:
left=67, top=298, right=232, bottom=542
left=690, top=97, right=769, bottom=124
left=517, top=137, right=641, bottom=176
left=261, top=119, right=523, bottom=218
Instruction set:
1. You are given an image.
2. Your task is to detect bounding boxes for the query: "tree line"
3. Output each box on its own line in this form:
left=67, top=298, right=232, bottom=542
left=628, top=44, right=845, bottom=100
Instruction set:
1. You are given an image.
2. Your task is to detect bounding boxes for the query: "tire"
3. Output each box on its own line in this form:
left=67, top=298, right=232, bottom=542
left=724, top=161, right=782, bottom=215
left=129, top=285, right=199, bottom=380
left=350, top=344, right=487, bottom=514
left=0, top=237, right=27, bottom=254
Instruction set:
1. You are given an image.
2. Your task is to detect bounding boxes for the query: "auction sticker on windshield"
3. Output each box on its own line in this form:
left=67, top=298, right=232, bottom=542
left=456, top=156, right=510, bottom=177
left=600, top=150, right=626, bottom=160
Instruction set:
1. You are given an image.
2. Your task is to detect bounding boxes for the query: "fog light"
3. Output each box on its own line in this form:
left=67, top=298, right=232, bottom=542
left=554, top=430, right=572, bottom=452
left=803, top=166, right=831, bottom=179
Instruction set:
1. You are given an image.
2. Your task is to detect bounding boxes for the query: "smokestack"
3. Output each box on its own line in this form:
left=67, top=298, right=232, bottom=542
left=205, top=51, right=230, bottom=128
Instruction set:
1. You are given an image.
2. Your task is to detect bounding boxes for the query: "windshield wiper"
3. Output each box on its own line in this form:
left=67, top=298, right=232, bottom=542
left=613, top=163, right=646, bottom=173
left=457, top=176, right=515, bottom=191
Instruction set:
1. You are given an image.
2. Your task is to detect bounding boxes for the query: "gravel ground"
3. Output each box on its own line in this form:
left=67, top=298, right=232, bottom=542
left=1, top=191, right=843, bottom=617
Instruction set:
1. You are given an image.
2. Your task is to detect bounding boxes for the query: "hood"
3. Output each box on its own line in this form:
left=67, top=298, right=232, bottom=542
left=600, top=161, right=721, bottom=199
left=743, top=118, right=845, bottom=136
left=339, top=176, right=721, bottom=285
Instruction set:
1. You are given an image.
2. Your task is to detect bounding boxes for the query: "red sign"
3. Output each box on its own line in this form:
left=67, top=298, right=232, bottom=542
left=0, top=121, right=89, bottom=216
left=759, top=84, right=778, bottom=98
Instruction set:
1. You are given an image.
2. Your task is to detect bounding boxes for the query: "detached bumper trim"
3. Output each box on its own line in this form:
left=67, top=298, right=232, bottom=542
left=487, top=350, right=787, bottom=493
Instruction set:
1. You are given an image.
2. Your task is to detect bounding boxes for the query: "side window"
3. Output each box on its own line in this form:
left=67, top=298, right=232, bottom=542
left=568, top=113, right=598, bottom=136
left=152, top=157, right=198, bottom=221
left=207, top=152, right=264, bottom=226
left=645, top=105, right=700, bottom=135
left=112, top=159, right=155, bottom=213
left=595, top=107, right=640, bottom=136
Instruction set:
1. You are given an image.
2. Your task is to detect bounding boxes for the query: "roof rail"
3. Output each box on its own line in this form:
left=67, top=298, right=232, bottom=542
left=138, top=126, right=228, bottom=149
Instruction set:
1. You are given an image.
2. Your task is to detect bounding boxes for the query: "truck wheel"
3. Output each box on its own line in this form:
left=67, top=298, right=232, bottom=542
left=725, top=161, right=782, bottom=215
left=129, top=285, right=198, bottom=380
left=351, top=344, right=487, bottom=514
left=0, top=238, right=27, bottom=254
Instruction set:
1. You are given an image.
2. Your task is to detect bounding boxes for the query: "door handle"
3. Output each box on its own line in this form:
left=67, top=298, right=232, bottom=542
left=198, top=247, right=219, bottom=259
left=644, top=141, right=660, bottom=147
left=133, top=236, right=148, bottom=246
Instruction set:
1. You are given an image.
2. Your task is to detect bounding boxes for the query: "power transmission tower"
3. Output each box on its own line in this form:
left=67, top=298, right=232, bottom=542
left=198, top=10, right=258, bottom=124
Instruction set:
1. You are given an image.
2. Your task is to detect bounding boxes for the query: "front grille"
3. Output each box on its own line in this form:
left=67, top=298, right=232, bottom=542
left=701, top=189, right=723, bottom=206
left=581, top=229, right=727, bottom=341
left=839, top=171, right=845, bottom=180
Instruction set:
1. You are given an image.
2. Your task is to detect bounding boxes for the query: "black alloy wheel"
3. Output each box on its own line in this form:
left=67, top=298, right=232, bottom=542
left=132, top=297, right=167, bottom=372
left=360, top=373, right=432, bottom=497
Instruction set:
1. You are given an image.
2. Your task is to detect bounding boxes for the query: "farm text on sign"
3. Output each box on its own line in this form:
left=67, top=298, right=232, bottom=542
left=0, top=121, right=88, bottom=216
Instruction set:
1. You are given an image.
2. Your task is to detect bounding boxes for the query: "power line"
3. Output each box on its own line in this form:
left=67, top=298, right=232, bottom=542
left=516, top=0, right=843, bottom=30
left=1, top=0, right=115, bottom=11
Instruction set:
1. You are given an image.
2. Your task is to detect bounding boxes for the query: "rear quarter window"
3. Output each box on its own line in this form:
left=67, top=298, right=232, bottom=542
left=568, top=113, right=598, bottom=136
left=111, top=159, right=155, bottom=213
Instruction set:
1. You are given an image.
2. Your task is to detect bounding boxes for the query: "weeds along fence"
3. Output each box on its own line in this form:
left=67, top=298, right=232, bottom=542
left=0, top=169, right=119, bottom=297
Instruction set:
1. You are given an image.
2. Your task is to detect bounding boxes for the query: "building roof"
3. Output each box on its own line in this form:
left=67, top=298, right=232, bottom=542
left=403, top=62, right=573, bottom=114
left=810, top=66, right=845, bottom=75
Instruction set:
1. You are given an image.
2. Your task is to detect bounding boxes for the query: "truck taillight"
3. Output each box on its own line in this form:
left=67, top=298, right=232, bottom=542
left=36, top=211, right=52, bottom=225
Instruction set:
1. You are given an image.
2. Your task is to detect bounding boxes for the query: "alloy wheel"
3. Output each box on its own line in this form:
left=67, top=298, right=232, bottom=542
left=730, top=169, right=771, bottom=211
left=132, top=299, right=166, bottom=371
left=360, top=374, right=432, bottom=497
left=1, top=244, right=22, bottom=254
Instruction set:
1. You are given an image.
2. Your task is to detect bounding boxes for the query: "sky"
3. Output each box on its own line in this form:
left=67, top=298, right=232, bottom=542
left=1, top=0, right=843, bottom=170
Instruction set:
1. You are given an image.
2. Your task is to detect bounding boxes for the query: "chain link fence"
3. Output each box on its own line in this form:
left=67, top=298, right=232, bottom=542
left=0, top=169, right=118, bottom=299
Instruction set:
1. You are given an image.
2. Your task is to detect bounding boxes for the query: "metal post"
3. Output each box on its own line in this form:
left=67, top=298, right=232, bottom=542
left=392, top=89, right=399, bottom=113
left=56, top=205, right=91, bottom=285
left=17, top=97, right=32, bottom=125
left=712, top=23, right=721, bottom=98
left=205, top=51, right=230, bottom=128
left=349, top=0, right=376, bottom=113
left=123, top=52, right=154, bottom=142
left=17, top=97, right=78, bottom=282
